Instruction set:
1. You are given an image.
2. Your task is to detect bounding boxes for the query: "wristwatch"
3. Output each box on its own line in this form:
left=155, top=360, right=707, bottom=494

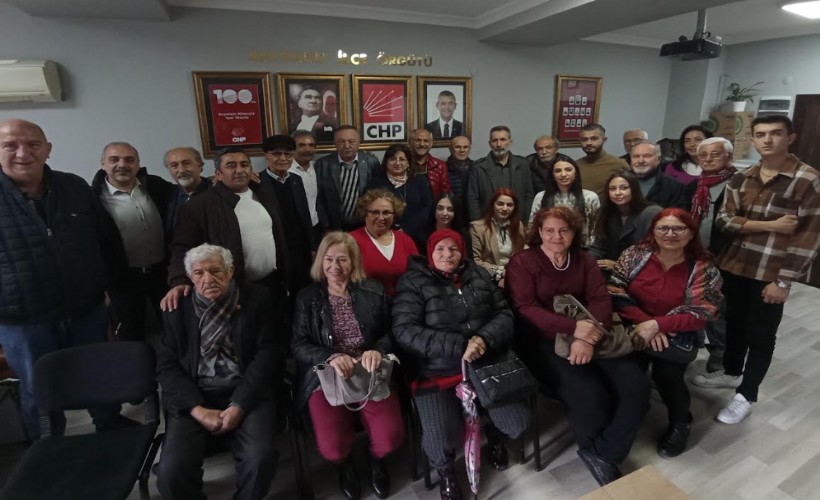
left=775, top=279, right=791, bottom=290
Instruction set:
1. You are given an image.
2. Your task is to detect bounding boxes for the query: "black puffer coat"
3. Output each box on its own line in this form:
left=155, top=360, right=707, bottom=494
left=392, top=256, right=513, bottom=380
left=291, top=279, right=392, bottom=408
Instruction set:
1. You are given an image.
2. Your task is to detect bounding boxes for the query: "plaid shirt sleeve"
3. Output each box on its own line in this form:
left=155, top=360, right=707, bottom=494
left=716, top=157, right=820, bottom=282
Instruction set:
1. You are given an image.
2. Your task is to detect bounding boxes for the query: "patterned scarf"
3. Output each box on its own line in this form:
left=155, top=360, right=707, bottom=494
left=193, top=281, right=240, bottom=369
left=387, top=173, right=407, bottom=187
left=691, top=167, right=736, bottom=222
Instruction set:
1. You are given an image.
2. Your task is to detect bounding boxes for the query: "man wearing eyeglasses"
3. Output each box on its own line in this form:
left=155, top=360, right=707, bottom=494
left=620, top=129, right=648, bottom=166
left=629, top=140, right=688, bottom=210
left=687, top=137, right=736, bottom=376
left=694, top=115, right=820, bottom=425
left=259, top=134, right=316, bottom=295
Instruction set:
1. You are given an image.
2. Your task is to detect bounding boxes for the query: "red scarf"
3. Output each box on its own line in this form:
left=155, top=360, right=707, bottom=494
left=691, top=167, right=736, bottom=222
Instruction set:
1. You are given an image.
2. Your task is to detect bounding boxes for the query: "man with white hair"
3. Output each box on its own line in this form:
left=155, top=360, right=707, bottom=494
left=156, top=243, right=279, bottom=500
left=629, top=140, right=688, bottom=209
left=620, top=129, right=648, bottom=166
left=688, top=137, right=737, bottom=374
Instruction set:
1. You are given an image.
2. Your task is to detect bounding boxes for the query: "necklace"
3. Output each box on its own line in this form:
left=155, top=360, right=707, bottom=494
left=549, top=252, right=571, bottom=271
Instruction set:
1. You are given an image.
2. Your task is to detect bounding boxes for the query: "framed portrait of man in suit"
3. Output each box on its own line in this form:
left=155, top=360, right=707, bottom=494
left=417, top=76, right=472, bottom=147
left=275, top=73, right=348, bottom=151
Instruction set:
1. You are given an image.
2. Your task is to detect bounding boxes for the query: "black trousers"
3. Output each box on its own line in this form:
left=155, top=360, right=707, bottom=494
left=109, top=265, right=168, bottom=341
left=722, top=272, right=784, bottom=402
left=524, top=337, right=649, bottom=463
left=637, top=354, right=691, bottom=424
left=157, top=391, right=279, bottom=500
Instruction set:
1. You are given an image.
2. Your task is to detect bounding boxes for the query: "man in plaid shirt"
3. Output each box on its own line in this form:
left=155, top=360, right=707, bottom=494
left=693, top=116, right=820, bottom=424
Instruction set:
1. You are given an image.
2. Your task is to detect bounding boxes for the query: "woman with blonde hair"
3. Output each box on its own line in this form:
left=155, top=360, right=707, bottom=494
left=292, top=231, right=404, bottom=500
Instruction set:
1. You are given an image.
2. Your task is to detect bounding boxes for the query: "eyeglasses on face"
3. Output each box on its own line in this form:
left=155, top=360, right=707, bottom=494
left=654, top=225, right=689, bottom=235
left=267, top=151, right=294, bottom=159
left=697, top=152, right=726, bottom=160
left=366, top=209, right=394, bottom=218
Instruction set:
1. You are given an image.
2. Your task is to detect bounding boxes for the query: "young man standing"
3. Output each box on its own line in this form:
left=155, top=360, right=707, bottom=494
left=694, top=116, right=820, bottom=424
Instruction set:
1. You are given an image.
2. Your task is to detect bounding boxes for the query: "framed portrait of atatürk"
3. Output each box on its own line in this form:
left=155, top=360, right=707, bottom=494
left=417, top=76, right=472, bottom=147
left=552, top=75, right=602, bottom=147
left=192, top=71, right=274, bottom=157
left=275, top=73, right=348, bottom=151
left=351, top=75, right=414, bottom=150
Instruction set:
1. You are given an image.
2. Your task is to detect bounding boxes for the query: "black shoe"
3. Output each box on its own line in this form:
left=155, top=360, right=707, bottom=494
left=487, top=439, right=509, bottom=471
left=370, top=458, right=390, bottom=499
left=339, top=459, right=361, bottom=500
left=437, top=463, right=463, bottom=500
left=657, top=416, right=692, bottom=459
left=576, top=448, right=622, bottom=486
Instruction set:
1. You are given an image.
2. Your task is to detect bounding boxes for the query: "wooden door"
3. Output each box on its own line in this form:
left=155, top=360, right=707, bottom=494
left=792, top=94, right=820, bottom=288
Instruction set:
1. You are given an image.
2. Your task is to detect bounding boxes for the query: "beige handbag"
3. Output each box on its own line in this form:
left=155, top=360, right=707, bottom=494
left=552, top=295, right=634, bottom=359
left=313, top=354, right=398, bottom=411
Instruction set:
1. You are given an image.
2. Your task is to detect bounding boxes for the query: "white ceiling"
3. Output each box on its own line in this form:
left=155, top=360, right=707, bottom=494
left=4, top=0, right=820, bottom=47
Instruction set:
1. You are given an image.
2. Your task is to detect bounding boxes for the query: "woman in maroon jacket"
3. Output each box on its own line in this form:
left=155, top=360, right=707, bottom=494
left=506, top=207, right=649, bottom=487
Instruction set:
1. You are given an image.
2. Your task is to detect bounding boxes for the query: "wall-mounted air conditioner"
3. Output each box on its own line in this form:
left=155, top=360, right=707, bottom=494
left=0, top=60, right=62, bottom=103
left=757, top=96, right=793, bottom=118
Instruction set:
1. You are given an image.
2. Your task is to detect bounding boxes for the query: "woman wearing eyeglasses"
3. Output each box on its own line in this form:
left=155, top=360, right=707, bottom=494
left=608, top=208, right=722, bottom=458
left=366, top=144, right=433, bottom=251
left=349, top=188, right=418, bottom=297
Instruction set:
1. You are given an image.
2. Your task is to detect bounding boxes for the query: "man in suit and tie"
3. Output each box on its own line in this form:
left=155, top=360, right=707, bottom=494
left=425, top=91, right=463, bottom=140
left=314, top=125, right=381, bottom=231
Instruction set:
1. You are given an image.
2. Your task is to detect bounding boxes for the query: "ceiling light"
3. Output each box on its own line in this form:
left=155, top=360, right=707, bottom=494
left=782, top=1, right=820, bottom=19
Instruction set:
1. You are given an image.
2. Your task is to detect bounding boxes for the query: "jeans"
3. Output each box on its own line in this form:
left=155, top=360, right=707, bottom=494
left=0, top=302, right=117, bottom=440
left=722, top=272, right=784, bottom=402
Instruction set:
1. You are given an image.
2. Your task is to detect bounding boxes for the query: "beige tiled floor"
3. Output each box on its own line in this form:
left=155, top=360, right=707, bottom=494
left=2, top=283, right=819, bottom=499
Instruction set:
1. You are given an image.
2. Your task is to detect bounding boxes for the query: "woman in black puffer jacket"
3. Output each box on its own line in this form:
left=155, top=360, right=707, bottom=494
left=392, top=228, right=531, bottom=500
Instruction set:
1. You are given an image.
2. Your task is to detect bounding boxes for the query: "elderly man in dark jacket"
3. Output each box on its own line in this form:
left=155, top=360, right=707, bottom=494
left=156, top=243, right=279, bottom=500
left=392, top=228, right=531, bottom=500
left=0, top=118, right=128, bottom=440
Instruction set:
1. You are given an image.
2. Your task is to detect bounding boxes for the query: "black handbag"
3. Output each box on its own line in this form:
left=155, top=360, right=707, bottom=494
left=432, top=283, right=537, bottom=409
left=466, top=349, right=538, bottom=409
left=643, top=331, right=698, bottom=364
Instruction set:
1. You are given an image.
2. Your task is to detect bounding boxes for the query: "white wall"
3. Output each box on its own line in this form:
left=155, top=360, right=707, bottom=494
left=723, top=33, right=820, bottom=107
left=0, top=5, right=672, bottom=181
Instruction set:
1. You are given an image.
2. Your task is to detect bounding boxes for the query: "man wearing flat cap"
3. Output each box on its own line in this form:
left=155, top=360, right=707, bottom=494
left=259, top=134, right=316, bottom=298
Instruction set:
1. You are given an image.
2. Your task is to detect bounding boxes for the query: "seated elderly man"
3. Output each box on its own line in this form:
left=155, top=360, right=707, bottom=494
left=156, top=243, right=279, bottom=500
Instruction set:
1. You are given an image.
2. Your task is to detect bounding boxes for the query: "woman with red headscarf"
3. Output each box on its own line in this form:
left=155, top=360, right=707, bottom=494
left=393, top=228, right=531, bottom=500
left=469, top=188, right=526, bottom=287
left=608, top=208, right=722, bottom=458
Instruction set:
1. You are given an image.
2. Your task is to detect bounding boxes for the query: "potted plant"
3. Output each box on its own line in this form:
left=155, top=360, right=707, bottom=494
left=725, top=81, right=764, bottom=112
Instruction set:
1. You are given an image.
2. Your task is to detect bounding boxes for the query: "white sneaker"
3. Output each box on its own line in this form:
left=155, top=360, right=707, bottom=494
left=692, top=369, right=741, bottom=389
left=716, top=393, right=752, bottom=424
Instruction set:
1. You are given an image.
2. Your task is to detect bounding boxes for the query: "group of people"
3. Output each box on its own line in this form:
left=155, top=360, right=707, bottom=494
left=1, top=113, right=819, bottom=500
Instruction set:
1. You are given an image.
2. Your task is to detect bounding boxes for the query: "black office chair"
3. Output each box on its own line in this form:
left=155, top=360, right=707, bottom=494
left=0, top=341, right=162, bottom=500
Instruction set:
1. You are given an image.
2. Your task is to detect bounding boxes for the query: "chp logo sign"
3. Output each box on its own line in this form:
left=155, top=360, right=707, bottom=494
left=208, top=83, right=265, bottom=147
left=361, top=83, right=406, bottom=141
